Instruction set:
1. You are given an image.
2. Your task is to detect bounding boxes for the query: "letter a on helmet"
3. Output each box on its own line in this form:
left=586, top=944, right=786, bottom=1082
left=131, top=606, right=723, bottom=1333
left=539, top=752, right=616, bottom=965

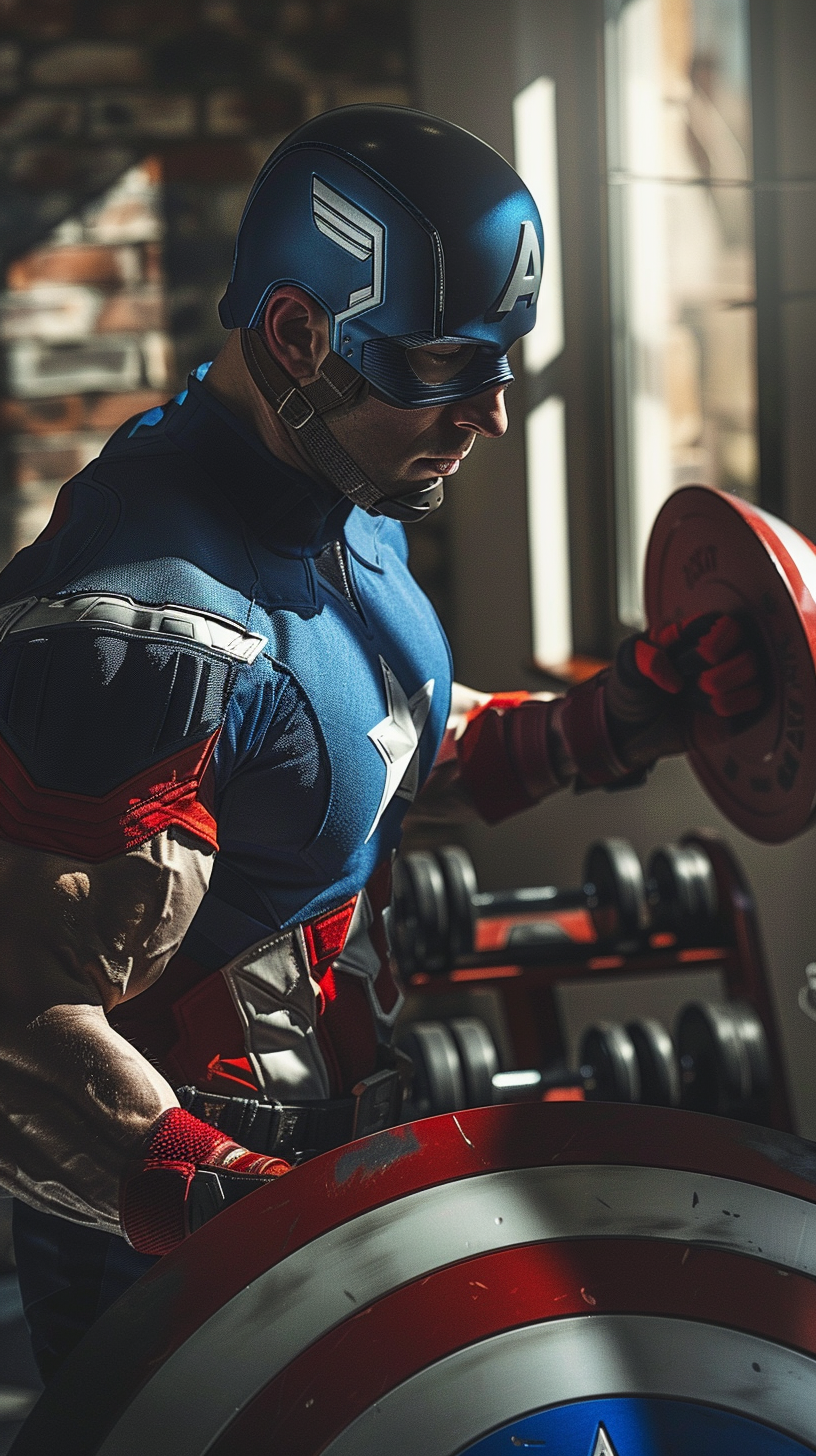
left=495, top=219, right=542, bottom=315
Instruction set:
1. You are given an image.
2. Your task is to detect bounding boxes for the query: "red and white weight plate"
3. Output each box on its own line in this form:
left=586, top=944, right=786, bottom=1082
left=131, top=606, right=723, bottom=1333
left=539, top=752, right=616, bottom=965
left=12, top=1103, right=816, bottom=1455
left=645, top=485, right=816, bottom=842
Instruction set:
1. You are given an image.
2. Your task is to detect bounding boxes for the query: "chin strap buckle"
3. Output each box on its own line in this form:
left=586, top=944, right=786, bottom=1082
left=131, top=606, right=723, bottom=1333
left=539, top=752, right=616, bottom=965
left=276, top=386, right=315, bottom=430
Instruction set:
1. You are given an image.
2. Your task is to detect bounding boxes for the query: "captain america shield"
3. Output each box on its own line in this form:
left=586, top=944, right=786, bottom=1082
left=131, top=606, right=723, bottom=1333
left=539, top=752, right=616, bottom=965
left=11, top=1102, right=816, bottom=1455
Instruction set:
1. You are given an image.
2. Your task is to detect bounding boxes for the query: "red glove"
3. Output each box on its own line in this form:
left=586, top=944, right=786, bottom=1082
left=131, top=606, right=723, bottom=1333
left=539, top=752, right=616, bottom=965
left=456, top=614, right=764, bottom=824
left=606, top=613, right=765, bottom=769
left=120, top=1107, right=290, bottom=1256
left=633, top=614, right=762, bottom=715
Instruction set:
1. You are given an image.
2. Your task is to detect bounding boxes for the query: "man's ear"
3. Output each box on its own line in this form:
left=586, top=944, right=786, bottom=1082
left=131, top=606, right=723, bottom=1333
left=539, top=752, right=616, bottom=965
left=259, top=287, right=331, bottom=384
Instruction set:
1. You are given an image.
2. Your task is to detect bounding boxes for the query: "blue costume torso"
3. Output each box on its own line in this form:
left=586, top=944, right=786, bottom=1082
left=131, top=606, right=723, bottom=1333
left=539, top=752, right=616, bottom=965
left=0, top=373, right=453, bottom=972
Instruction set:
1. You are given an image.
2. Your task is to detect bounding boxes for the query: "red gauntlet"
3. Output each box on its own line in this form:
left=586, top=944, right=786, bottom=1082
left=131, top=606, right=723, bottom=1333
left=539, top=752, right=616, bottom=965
left=120, top=1106, right=290, bottom=1256
left=456, top=614, right=763, bottom=825
left=629, top=614, right=762, bottom=717
left=606, top=613, right=764, bottom=770
left=456, top=683, right=631, bottom=824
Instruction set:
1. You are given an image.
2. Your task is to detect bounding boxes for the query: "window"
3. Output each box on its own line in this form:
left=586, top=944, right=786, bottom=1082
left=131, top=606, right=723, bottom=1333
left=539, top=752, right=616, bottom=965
left=605, top=0, right=756, bottom=625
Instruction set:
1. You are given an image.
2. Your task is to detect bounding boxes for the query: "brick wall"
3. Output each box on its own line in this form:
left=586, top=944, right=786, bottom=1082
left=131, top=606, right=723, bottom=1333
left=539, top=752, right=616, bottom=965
left=0, top=1, right=412, bottom=369
left=0, top=2, right=451, bottom=628
left=0, top=157, right=171, bottom=558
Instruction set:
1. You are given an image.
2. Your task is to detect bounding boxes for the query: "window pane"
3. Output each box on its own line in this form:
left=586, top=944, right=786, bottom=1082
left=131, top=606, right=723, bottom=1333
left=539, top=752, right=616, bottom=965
left=605, top=0, right=757, bottom=624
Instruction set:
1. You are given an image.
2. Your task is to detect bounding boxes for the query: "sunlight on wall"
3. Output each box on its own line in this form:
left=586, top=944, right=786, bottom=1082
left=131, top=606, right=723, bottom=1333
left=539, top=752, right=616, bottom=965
left=526, top=394, right=572, bottom=668
left=513, top=76, right=565, bottom=375
left=514, top=76, right=572, bottom=670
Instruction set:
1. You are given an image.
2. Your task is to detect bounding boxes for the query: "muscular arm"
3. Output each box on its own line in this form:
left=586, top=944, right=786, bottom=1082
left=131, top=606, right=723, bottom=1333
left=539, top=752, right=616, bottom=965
left=0, top=830, right=212, bottom=1230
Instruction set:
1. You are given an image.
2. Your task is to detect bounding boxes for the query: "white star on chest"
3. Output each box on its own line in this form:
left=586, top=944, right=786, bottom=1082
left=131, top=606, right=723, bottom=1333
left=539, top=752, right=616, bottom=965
left=365, top=657, right=434, bottom=843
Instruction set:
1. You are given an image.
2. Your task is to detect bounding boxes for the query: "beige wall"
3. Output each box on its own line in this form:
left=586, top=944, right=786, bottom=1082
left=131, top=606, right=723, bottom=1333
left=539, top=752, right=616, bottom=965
left=413, top=0, right=816, bottom=1136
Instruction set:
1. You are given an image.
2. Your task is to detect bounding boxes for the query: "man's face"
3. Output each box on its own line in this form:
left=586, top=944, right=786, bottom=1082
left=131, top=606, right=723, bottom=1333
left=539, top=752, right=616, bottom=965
left=327, top=343, right=510, bottom=498
left=254, top=298, right=510, bottom=496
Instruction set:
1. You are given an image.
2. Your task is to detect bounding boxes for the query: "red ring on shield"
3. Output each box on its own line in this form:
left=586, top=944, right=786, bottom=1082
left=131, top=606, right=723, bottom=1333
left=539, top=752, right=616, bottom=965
left=645, top=485, right=816, bottom=842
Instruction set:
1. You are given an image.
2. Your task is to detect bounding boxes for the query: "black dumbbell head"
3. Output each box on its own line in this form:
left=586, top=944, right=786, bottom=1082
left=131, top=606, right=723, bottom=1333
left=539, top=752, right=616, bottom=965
left=676, top=1000, right=769, bottom=1121
left=447, top=1016, right=499, bottom=1108
left=396, top=1020, right=466, bottom=1116
left=583, top=839, right=647, bottom=940
left=626, top=1017, right=680, bottom=1107
left=435, top=845, right=478, bottom=962
left=647, top=842, right=719, bottom=936
left=579, top=1020, right=641, bottom=1103
left=391, top=850, right=449, bottom=977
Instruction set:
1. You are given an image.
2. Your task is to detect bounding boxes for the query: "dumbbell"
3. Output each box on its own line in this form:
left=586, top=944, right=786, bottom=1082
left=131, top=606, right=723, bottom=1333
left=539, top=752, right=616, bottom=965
left=391, top=837, right=648, bottom=977
left=398, top=1016, right=602, bottom=1115
left=676, top=999, right=770, bottom=1123
left=577, top=1001, right=770, bottom=1123
left=398, top=1001, right=770, bottom=1125
left=646, top=841, right=720, bottom=938
left=578, top=1018, right=680, bottom=1107
left=396, top=1016, right=499, bottom=1118
left=398, top=1013, right=680, bottom=1116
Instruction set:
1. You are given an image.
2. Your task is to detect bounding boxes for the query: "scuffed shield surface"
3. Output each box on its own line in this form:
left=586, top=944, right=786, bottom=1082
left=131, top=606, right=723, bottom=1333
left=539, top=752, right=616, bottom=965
left=645, top=485, right=816, bottom=842
left=11, top=1102, right=816, bottom=1455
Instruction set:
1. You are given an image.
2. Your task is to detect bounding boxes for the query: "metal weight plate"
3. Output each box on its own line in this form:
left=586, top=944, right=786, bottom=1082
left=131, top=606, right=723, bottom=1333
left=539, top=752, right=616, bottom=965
left=645, top=485, right=816, bottom=842
left=447, top=1016, right=499, bottom=1108
left=584, top=838, right=647, bottom=940
left=676, top=1000, right=768, bottom=1121
left=580, top=1021, right=642, bottom=1103
left=395, top=1020, right=466, bottom=1116
left=390, top=854, right=421, bottom=976
left=729, top=1002, right=772, bottom=1123
left=626, top=1018, right=681, bottom=1108
left=647, top=841, right=719, bottom=937
left=435, top=844, right=478, bottom=963
left=17, top=1102, right=816, bottom=1456
left=391, top=850, right=449, bottom=976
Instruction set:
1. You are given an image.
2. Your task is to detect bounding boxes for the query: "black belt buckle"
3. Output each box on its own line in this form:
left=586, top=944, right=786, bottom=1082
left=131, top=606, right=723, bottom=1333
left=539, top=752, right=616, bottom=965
left=350, top=1067, right=402, bottom=1139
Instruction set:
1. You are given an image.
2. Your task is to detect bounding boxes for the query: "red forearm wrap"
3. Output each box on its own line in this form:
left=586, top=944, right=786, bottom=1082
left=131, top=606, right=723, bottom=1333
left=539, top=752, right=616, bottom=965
left=557, top=672, right=631, bottom=787
left=457, top=676, right=635, bottom=823
left=456, top=695, right=563, bottom=824
left=120, top=1107, right=289, bottom=1256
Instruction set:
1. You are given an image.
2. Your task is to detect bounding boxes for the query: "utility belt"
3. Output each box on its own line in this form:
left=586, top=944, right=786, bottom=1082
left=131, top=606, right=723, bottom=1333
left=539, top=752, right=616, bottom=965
left=177, top=1065, right=404, bottom=1162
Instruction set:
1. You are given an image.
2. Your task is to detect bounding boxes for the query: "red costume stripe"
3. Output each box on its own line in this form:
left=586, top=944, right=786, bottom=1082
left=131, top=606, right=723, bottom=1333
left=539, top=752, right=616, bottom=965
left=0, top=729, right=219, bottom=860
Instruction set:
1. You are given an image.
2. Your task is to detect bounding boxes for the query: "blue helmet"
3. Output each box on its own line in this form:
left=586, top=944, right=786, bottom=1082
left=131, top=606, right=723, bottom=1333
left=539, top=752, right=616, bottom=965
left=219, top=105, right=543, bottom=409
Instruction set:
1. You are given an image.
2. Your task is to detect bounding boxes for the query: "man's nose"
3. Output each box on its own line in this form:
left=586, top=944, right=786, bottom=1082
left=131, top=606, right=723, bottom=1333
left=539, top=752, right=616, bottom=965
left=450, top=385, right=508, bottom=438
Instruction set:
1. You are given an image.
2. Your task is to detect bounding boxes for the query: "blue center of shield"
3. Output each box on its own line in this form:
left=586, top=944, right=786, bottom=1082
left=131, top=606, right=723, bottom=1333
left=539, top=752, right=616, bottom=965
left=457, top=1397, right=813, bottom=1454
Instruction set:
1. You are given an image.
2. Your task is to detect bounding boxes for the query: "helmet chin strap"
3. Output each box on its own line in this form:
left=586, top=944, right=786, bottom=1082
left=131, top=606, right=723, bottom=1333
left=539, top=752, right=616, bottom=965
left=240, top=329, right=444, bottom=523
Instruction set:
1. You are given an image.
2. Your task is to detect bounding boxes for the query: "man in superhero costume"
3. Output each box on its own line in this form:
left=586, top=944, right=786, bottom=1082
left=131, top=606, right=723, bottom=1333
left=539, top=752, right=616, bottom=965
left=0, top=105, right=761, bottom=1379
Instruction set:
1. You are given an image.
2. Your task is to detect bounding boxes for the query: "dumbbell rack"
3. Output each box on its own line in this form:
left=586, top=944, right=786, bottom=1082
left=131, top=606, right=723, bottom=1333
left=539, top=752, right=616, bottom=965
left=400, top=830, right=794, bottom=1133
